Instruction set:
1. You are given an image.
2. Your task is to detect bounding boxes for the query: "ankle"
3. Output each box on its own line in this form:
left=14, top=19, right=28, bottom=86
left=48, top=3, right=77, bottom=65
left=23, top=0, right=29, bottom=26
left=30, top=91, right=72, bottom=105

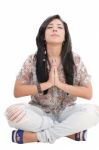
left=23, top=131, right=38, bottom=143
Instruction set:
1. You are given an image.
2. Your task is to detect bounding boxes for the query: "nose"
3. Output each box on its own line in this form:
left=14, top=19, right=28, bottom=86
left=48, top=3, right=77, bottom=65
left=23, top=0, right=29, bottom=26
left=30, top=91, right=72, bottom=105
left=52, top=27, right=57, bottom=32
left=52, top=26, right=57, bottom=32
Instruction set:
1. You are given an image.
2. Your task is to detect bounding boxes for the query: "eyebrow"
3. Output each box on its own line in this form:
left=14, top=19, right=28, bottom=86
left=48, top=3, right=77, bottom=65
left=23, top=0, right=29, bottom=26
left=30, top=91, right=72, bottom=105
left=48, top=23, right=63, bottom=26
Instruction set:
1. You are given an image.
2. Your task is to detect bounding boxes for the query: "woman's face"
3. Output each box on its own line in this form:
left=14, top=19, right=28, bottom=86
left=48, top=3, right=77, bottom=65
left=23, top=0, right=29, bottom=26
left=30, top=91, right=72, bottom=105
left=45, top=19, right=65, bottom=45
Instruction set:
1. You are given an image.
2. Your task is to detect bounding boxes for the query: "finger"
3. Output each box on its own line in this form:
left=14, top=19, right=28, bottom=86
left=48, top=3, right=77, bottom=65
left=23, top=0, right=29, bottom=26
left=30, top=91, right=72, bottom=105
left=50, top=59, right=54, bottom=66
left=50, top=65, right=55, bottom=71
left=54, top=67, right=58, bottom=72
left=54, top=68, right=58, bottom=78
left=52, top=59, right=57, bottom=66
left=50, top=59, right=56, bottom=66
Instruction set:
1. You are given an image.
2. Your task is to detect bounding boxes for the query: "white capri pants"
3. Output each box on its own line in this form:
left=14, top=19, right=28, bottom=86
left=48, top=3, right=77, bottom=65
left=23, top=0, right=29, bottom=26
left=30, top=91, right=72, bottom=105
left=5, top=103, right=99, bottom=143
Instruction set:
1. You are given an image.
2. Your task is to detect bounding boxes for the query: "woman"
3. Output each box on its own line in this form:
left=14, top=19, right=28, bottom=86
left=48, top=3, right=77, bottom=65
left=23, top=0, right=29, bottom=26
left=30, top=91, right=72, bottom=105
left=5, top=14, right=99, bottom=144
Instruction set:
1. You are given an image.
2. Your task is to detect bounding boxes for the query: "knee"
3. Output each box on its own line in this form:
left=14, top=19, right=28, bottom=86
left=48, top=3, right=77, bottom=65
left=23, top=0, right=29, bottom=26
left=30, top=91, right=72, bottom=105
left=84, top=104, right=99, bottom=116
left=94, top=105, right=99, bottom=111
left=5, top=104, right=26, bottom=123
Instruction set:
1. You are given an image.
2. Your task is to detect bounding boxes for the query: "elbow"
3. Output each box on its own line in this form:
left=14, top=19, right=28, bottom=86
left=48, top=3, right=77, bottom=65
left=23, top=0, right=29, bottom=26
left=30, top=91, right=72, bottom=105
left=13, top=88, right=21, bottom=98
left=84, top=85, right=93, bottom=100
left=86, top=95, right=92, bottom=100
left=14, top=93, right=20, bottom=98
left=13, top=80, right=23, bottom=98
left=14, top=92, right=19, bottom=98
left=85, top=92, right=93, bottom=100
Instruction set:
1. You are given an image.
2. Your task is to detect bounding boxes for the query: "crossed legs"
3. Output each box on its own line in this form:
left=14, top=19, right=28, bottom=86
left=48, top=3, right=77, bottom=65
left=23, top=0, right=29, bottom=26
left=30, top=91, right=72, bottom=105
left=5, top=103, right=99, bottom=143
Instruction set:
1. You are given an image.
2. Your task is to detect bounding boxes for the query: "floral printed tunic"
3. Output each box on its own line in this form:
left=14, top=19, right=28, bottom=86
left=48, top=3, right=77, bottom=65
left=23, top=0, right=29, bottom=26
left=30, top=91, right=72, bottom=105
left=16, top=52, right=91, bottom=114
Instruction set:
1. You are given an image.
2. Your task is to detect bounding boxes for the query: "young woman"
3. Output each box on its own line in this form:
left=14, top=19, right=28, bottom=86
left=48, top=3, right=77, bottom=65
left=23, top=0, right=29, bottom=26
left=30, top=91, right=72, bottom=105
left=5, top=14, right=99, bottom=144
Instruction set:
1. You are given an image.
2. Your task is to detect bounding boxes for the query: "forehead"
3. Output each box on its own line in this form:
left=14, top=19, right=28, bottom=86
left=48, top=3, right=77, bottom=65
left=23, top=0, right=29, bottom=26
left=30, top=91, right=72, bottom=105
left=48, top=19, right=64, bottom=26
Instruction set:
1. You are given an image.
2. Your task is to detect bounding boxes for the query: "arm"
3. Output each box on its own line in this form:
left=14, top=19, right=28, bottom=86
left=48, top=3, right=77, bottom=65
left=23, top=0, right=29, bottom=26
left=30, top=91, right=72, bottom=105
left=14, top=80, right=52, bottom=98
left=56, top=81, right=92, bottom=100
left=14, top=54, right=53, bottom=98
left=51, top=58, right=92, bottom=100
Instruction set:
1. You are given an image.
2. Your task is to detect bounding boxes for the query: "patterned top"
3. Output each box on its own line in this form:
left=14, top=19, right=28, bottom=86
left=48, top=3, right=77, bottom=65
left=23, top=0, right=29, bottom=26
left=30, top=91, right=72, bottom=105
left=16, top=52, right=91, bottom=114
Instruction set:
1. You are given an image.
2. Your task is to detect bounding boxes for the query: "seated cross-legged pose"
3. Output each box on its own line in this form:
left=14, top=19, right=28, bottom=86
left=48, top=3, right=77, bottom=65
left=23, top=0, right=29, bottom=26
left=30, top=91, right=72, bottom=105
left=5, top=14, right=99, bottom=144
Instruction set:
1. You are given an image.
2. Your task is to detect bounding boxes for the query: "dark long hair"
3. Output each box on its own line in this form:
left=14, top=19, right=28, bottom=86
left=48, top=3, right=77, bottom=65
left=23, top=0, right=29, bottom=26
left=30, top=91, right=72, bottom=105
left=36, top=15, right=75, bottom=94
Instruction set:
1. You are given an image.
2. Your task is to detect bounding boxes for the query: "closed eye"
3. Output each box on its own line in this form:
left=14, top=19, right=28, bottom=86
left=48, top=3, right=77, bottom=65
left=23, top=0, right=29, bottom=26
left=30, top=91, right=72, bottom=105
left=47, top=26, right=63, bottom=29
left=58, top=26, right=63, bottom=29
left=47, top=26, right=53, bottom=29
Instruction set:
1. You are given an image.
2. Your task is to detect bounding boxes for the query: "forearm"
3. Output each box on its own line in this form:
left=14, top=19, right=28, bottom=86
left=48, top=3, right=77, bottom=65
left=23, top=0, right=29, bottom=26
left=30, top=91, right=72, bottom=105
left=57, top=82, right=92, bottom=100
left=14, top=81, right=52, bottom=98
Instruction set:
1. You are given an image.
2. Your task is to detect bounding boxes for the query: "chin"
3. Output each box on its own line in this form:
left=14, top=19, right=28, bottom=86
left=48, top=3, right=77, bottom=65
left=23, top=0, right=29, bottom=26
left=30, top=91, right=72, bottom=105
left=48, top=40, right=62, bottom=44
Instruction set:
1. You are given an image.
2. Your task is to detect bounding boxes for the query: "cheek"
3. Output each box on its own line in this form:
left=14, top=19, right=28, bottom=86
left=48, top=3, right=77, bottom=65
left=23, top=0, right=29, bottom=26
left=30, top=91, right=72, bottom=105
left=45, top=33, right=50, bottom=42
left=45, top=35, right=48, bottom=42
left=61, top=32, right=65, bottom=41
left=60, top=35, right=65, bottom=42
left=45, top=31, right=48, bottom=41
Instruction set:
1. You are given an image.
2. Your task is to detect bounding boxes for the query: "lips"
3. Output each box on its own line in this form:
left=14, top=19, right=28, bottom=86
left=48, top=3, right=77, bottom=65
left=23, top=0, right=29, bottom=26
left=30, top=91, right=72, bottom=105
left=50, top=34, right=59, bottom=36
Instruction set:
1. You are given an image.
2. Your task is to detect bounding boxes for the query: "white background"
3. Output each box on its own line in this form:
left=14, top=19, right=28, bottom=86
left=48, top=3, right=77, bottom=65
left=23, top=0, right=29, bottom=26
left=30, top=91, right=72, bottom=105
left=0, top=0, right=99, bottom=149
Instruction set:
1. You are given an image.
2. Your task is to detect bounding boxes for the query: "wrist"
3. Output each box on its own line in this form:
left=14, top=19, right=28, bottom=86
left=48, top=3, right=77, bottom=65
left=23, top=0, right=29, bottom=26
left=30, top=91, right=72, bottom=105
left=38, top=81, right=52, bottom=93
left=55, top=80, right=61, bottom=88
left=47, top=81, right=53, bottom=88
left=58, top=82, right=69, bottom=94
left=36, top=83, right=42, bottom=93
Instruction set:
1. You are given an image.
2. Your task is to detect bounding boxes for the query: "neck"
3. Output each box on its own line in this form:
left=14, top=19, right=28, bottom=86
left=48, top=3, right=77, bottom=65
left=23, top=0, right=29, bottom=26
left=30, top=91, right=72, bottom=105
left=47, top=44, right=62, bottom=57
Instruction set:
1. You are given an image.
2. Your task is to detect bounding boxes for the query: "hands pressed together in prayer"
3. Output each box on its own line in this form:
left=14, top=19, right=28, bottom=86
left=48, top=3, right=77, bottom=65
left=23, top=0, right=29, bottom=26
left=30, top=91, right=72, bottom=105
left=48, top=58, right=61, bottom=87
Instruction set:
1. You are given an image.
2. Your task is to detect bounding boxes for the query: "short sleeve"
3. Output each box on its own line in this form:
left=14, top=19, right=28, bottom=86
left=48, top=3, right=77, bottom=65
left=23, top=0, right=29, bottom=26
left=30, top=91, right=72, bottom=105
left=74, top=54, right=91, bottom=86
left=16, top=55, right=34, bottom=84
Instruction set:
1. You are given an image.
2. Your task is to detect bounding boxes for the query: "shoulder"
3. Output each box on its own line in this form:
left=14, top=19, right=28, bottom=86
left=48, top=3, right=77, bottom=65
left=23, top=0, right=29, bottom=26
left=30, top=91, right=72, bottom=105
left=25, top=53, right=36, bottom=64
left=72, top=52, right=82, bottom=66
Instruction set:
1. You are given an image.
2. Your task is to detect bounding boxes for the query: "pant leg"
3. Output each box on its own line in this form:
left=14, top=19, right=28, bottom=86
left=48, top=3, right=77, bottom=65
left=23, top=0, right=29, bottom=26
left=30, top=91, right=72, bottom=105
left=5, top=103, right=54, bottom=132
left=37, top=104, right=99, bottom=143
